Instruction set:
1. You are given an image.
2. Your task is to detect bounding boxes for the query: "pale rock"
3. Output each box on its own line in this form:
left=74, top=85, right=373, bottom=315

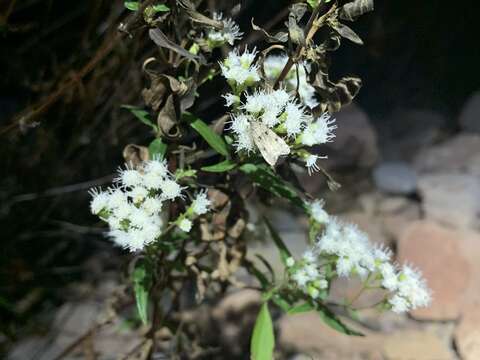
left=418, top=173, right=480, bottom=230
left=382, top=330, right=455, bottom=360
left=373, top=162, right=418, bottom=195
left=397, top=221, right=470, bottom=320
left=324, top=103, right=379, bottom=169
left=414, top=134, right=480, bottom=177
left=454, top=305, right=480, bottom=360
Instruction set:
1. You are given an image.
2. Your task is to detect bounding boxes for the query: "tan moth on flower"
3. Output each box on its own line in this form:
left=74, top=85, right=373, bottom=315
left=249, top=120, right=290, bottom=167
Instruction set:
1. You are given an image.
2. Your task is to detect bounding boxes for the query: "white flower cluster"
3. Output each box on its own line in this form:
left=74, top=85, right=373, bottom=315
left=287, top=251, right=328, bottom=300
left=286, top=202, right=431, bottom=313
left=175, top=190, right=212, bottom=233
left=220, top=48, right=260, bottom=90
left=89, top=159, right=183, bottom=252
left=207, top=12, right=243, bottom=48
left=264, top=55, right=318, bottom=108
left=221, top=48, right=336, bottom=173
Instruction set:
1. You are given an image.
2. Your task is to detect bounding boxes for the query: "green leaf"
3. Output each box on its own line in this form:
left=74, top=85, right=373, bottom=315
left=201, top=159, right=237, bottom=173
left=317, top=306, right=364, bottom=336
left=122, top=105, right=158, bottom=131
left=186, top=113, right=229, bottom=157
left=239, top=164, right=305, bottom=209
left=124, top=1, right=139, bottom=11
left=245, top=260, right=270, bottom=290
left=175, top=168, right=197, bottom=180
left=251, top=303, right=275, bottom=360
left=132, top=262, right=152, bottom=325
left=148, top=138, right=167, bottom=159
left=287, top=302, right=315, bottom=314
left=271, top=294, right=291, bottom=313
left=152, top=4, right=170, bottom=12
left=264, top=217, right=292, bottom=265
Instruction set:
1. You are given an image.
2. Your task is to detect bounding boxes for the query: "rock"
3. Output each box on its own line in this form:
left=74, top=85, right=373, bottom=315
left=418, top=173, right=480, bottom=230
left=454, top=305, right=480, bottom=360
left=397, top=221, right=470, bottom=320
left=382, top=330, right=455, bottom=360
left=278, top=312, right=383, bottom=359
left=324, top=103, right=379, bottom=169
left=378, top=109, right=447, bottom=161
left=459, top=91, right=480, bottom=133
left=373, top=162, right=418, bottom=195
left=414, top=134, right=480, bottom=177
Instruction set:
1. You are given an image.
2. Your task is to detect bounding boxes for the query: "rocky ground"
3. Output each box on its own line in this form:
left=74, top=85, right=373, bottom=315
left=6, top=91, right=480, bottom=359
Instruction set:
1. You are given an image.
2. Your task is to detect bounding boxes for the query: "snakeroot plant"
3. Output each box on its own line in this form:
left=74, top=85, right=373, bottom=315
left=90, top=0, right=430, bottom=358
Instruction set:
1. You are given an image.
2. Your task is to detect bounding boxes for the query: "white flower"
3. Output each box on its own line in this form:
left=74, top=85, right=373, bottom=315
left=178, top=218, right=192, bottom=232
left=160, top=179, right=183, bottom=200
left=292, top=269, right=309, bottom=287
left=192, top=191, right=211, bottom=215
left=129, top=186, right=148, bottom=203
left=284, top=102, right=307, bottom=136
left=380, top=263, right=399, bottom=291
left=389, top=294, right=409, bottom=313
left=107, top=188, right=128, bottom=210
left=304, top=154, right=326, bottom=175
left=303, top=250, right=316, bottom=264
left=107, top=229, right=130, bottom=248
left=300, top=113, right=336, bottom=146
left=229, top=114, right=254, bottom=152
left=207, top=13, right=243, bottom=46
left=396, top=265, right=432, bottom=310
left=286, top=257, right=295, bottom=267
left=144, top=159, right=169, bottom=177
left=112, top=201, right=134, bottom=221
left=142, top=196, right=163, bottom=215
left=222, top=93, right=240, bottom=107
left=221, top=48, right=260, bottom=86
left=143, top=171, right=164, bottom=190
left=89, top=188, right=110, bottom=215
left=115, top=166, right=143, bottom=188
left=309, top=199, right=329, bottom=224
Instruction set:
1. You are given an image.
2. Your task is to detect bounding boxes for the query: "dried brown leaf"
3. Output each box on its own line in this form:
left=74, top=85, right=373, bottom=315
left=123, top=144, right=149, bottom=167
left=251, top=19, right=288, bottom=43
left=331, top=21, right=363, bottom=45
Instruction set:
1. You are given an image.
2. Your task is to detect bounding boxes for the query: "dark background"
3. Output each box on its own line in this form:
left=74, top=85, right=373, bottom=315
left=0, top=0, right=478, bottom=352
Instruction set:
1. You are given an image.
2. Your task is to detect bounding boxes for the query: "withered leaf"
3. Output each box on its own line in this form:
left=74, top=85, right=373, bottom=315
left=313, top=75, right=362, bottom=113
left=148, top=28, right=202, bottom=63
left=339, top=0, right=374, bottom=21
left=331, top=21, right=363, bottom=45
left=157, top=94, right=181, bottom=139
left=123, top=144, right=149, bottom=167
left=288, top=17, right=306, bottom=46
left=251, top=19, right=288, bottom=43
left=290, top=3, right=308, bottom=21
left=178, top=0, right=223, bottom=29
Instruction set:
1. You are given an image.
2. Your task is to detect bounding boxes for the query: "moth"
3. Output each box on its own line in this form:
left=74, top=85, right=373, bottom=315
left=249, top=120, right=290, bottom=167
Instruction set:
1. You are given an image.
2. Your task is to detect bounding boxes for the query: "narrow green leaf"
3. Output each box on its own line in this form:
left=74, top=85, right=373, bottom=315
left=254, top=254, right=276, bottom=283
left=264, top=217, right=292, bottom=265
left=148, top=138, right=167, bottom=159
left=152, top=4, right=170, bottom=12
left=124, top=1, right=139, bottom=11
left=186, top=114, right=229, bottom=157
left=271, top=294, right=292, bottom=313
left=121, top=105, right=158, bottom=131
left=245, top=260, right=270, bottom=290
left=317, top=306, right=364, bottom=336
left=201, top=159, right=237, bottom=173
left=251, top=303, right=275, bottom=360
left=239, top=164, right=305, bottom=209
left=287, top=302, right=315, bottom=315
left=132, top=262, right=152, bottom=325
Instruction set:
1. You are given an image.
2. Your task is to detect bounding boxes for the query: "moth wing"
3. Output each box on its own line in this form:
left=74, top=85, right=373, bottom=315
left=250, top=121, right=290, bottom=167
